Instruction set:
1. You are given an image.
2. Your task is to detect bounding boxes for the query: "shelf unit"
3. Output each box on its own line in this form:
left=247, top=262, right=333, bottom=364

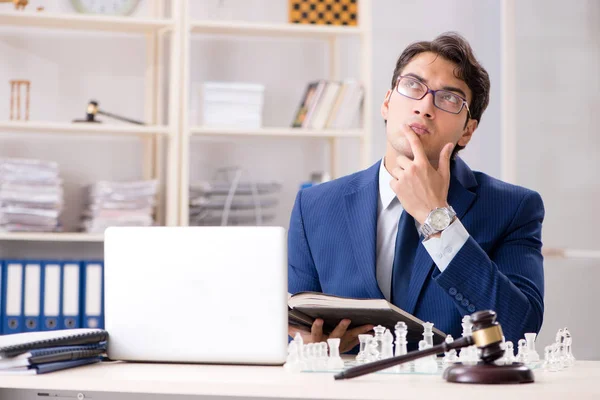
left=0, top=10, right=173, bottom=34
left=0, top=0, right=181, bottom=242
left=178, top=0, right=373, bottom=225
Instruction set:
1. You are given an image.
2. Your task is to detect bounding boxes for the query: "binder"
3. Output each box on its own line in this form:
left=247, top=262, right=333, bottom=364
left=81, top=261, right=104, bottom=329
left=23, top=261, right=42, bottom=332
left=41, top=261, right=62, bottom=331
left=61, top=262, right=81, bottom=330
left=3, top=261, right=24, bottom=334
left=0, top=260, right=3, bottom=335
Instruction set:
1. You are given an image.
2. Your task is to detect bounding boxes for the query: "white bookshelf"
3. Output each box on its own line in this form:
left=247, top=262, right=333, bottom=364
left=0, top=121, right=172, bottom=137
left=0, top=232, right=104, bottom=242
left=0, top=11, right=173, bottom=34
left=0, top=0, right=181, bottom=243
left=190, top=19, right=363, bottom=38
left=178, top=0, right=373, bottom=225
left=190, top=126, right=363, bottom=139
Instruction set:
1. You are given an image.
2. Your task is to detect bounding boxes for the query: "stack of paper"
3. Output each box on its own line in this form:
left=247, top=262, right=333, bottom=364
left=0, top=329, right=107, bottom=375
left=0, top=158, right=63, bottom=232
left=81, top=180, right=158, bottom=233
left=189, top=180, right=281, bottom=226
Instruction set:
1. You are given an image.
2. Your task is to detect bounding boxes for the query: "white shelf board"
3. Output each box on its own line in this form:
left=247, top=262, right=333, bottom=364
left=0, top=11, right=173, bottom=34
left=0, top=232, right=104, bottom=242
left=190, top=20, right=362, bottom=38
left=190, top=126, right=363, bottom=138
left=0, top=121, right=172, bottom=137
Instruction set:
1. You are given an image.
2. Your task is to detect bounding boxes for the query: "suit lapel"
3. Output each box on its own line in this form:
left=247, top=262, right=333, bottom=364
left=403, top=157, right=478, bottom=315
left=344, top=161, right=383, bottom=299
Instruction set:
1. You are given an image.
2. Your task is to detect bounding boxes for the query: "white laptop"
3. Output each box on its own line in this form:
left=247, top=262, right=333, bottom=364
left=104, top=226, right=288, bottom=365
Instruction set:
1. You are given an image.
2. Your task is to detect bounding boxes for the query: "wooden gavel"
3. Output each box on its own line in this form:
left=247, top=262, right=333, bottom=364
left=335, top=310, right=507, bottom=380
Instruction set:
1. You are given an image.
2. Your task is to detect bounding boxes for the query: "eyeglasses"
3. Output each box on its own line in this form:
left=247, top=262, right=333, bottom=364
left=395, top=75, right=471, bottom=117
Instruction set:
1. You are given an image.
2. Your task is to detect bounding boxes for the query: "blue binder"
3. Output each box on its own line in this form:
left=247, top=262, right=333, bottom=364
left=3, top=260, right=25, bottom=334
left=23, top=261, right=42, bottom=332
left=60, top=261, right=81, bottom=330
left=41, top=261, right=62, bottom=331
left=0, top=260, right=3, bottom=335
left=81, top=261, right=104, bottom=329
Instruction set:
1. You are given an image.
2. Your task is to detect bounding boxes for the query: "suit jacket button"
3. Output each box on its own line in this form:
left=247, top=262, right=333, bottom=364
left=449, top=287, right=457, bottom=296
left=455, top=293, right=463, bottom=301
left=468, top=304, right=476, bottom=313
left=461, top=298, right=469, bottom=307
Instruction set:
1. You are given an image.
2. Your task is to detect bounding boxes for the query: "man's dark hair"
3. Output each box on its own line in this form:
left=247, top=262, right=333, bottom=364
left=390, top=32, right=490, bottom=157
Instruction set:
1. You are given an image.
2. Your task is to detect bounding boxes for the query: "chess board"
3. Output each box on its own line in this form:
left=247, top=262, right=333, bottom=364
left=289, top=0, right=358, bottom=26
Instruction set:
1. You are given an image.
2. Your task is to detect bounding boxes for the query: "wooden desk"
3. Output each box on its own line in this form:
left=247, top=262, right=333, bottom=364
left=0, top=361, right=599, bottom=400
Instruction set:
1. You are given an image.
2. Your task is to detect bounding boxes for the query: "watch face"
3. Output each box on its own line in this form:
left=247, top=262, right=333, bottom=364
left=429, top=209, right=451, bottom=230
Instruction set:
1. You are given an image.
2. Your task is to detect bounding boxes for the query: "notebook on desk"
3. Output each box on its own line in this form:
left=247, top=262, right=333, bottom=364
left=104, top=226, right=288, bottom=365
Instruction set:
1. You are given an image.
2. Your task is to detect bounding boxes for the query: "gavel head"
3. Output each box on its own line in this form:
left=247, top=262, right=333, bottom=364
left=85, top=100, right=99, bottom=122
left=470, top=310, right=505, bottom=363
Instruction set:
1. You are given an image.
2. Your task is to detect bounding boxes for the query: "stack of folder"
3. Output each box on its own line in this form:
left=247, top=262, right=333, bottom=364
left=0, top=329, right=107, bottom=375
left=0, top=158, right=64, bottom=232
left=81, top=180, right=158, bottom=233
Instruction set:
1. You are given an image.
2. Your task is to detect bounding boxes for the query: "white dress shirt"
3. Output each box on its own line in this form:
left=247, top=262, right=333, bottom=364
left=376, top=159, right=470, bottom=301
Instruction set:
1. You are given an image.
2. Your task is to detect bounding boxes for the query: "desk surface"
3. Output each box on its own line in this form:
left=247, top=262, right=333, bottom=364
left=0, top=361, right=599, bottom=400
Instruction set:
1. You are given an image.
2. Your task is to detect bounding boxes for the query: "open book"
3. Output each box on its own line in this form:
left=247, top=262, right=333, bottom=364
left=288, top=292, right=446, bottom=344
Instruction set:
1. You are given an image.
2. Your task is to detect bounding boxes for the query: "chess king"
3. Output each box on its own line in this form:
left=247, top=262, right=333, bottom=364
left=287, top=32, right=544, bottom=353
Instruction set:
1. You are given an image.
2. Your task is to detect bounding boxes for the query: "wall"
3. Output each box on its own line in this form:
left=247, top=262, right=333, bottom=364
left=514, top=0, right=600, bottom=360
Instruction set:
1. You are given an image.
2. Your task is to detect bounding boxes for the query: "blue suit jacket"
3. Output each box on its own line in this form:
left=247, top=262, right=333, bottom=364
left=288, top=157, right=544, bottom=344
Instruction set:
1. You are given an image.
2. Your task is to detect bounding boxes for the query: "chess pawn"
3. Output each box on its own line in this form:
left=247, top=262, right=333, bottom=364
left=327, top=338, right=345, bottom=370
left=551, top=342, right=564, bottom=371
left=442, top=335, right=458, bottom=365
left=366, top=337, right=380, bottom=362
left=564, top=328, right=575, bottom=367
left=414, top=340, right=427, bottom=373
left=524, top=332, right=540, bottom=366
left=293, top=333, right=305, bottom=362
left=356, top=334, right=371, bottom=363
left=504, top=341, right=516, bottom=364
left=516, top=339, right=527, bottom=363
left=542, top=345, right=553, bottom=371
left=317, top=342, right=329, bottom=370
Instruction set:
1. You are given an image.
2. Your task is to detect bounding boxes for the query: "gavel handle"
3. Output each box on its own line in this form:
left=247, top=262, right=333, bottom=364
left=98, top=110, right=145, bottom=125
left=334, top=336, right=474, bottom=380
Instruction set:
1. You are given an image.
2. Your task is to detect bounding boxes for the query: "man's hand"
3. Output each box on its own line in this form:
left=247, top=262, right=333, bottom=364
left=288, top=319, right=374, bottom=353
left=390, top=127, right=454, bottom=225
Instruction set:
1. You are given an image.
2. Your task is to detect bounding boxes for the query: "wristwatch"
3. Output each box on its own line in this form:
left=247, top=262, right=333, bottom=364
left=419, top=206, right=456, bottom=238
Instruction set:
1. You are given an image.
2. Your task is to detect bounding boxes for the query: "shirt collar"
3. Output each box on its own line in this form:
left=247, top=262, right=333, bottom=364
left=378, top=158, right=397, bottom=211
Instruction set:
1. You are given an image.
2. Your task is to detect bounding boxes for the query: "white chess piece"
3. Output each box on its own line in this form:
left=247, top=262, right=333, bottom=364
left=381, top=329, right=394, bottom=359
left=327, top=338, right=345, bottom=370
left=504, top=341, right=516, bottom=364
left=524, top=333, right=540, bottom=367
left=443, top=335, right=458, bottom=365
left=356, top=334, right=371, bottom=363
left=563, top=328, right=575, bottom=367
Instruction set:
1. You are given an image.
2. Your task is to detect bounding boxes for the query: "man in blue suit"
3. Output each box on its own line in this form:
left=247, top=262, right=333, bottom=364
left=288, top=32, right=544, bottom=353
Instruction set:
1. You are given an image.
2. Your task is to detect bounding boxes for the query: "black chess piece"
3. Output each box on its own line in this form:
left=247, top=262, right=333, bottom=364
left=334, top=310, right=534, bottom=384
left=73, top=100, right=145, bottom=125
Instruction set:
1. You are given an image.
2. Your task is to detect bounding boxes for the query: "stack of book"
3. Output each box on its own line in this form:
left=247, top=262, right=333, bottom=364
left=201, top=82, right=265, bottom=129
left=0, top=329, right=107, bottom=375
left=80, top=180, right=158, bottom=233
left=291, top=80, right=364, bottom=130
left=0, top=158, right=63, bottom=232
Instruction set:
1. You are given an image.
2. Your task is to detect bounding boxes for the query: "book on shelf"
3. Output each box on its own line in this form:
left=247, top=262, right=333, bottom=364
left=291, top=80, right=364, bottom=130
left=288, top=291, right=446, bottom=345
